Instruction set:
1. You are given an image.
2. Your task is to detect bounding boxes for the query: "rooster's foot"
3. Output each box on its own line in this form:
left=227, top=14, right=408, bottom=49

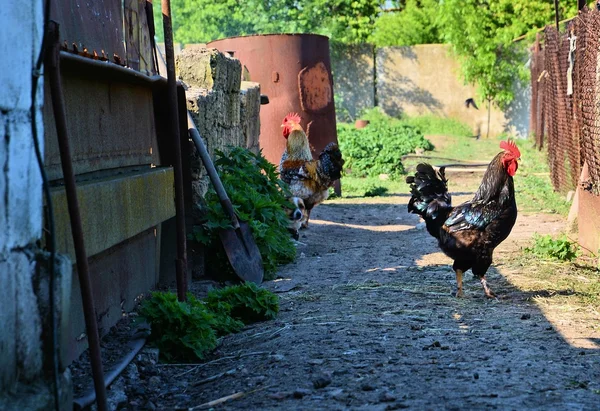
left=455, top=288, right=465, bottom=298
left=480, top=277, right=497, bottom=299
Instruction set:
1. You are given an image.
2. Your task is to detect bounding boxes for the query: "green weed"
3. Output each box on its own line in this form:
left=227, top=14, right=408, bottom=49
left=139, top=283, right=279, bottom=362
left=204, top=282, right=279, bottom=325
left=525, top=234, right=579, bottom=262
left=138, top=292, right=218, bottom=362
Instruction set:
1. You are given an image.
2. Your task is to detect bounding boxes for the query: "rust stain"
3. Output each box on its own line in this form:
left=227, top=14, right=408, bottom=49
left=298, top=61, right=333, bottom=113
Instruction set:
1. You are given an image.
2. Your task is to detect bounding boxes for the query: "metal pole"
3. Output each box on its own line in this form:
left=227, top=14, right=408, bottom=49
left=161, top=0, right=188, bottom=301
left=45, top=21, right=108, bottom=411
left=578, top=0, right=586, bottom=11
left=554, top=0, right=560, bottom=31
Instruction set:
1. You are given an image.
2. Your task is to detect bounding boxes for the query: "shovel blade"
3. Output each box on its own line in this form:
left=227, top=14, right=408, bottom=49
left=219, top=221, right=264, bottom=283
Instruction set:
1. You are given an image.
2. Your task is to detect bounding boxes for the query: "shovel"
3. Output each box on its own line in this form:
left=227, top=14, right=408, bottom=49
left=187, top=113, right=264, bottom=284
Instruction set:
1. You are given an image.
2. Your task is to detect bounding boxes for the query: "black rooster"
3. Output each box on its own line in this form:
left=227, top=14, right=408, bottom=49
left=406, top=141, right=521, bottom=298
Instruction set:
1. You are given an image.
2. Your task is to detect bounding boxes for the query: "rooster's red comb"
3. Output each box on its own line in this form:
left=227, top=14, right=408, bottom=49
left=500, top=140, right=521, bottom=158
left=281, top=113, right=302, bottom=138
left=283, top=112, right=301, bottom=125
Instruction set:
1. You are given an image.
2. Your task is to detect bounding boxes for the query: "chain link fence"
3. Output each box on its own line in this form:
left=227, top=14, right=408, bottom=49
left=530, top=8, right=600, bottom=195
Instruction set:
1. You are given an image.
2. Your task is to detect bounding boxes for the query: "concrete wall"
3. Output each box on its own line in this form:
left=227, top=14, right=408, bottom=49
left=0, top=0, right=45, bottom=390
left=0, top=1, right=71, bottom=408
left=332, top=44, right=530, bottom=138
left=330, top=43, right=375, bottom=122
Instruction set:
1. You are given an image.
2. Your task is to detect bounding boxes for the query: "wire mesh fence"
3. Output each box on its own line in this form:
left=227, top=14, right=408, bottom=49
left=530, top=8, right=600, bottom=195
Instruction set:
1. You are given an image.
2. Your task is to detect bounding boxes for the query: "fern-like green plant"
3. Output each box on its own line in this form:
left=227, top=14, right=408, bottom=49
left=205, top=300, right=245, bottom=337
left=138, top=292, right=217, bottom=362
left=204, top=282, right=279, bottom=324
left=191, top=148, right=296, bottom=279
left=139, top=285, right=280, bottom=362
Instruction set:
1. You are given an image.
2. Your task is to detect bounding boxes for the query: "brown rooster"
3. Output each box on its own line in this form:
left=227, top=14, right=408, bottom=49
left=406, top=140, right=521, bottom=298
left=279, top=112, right=312, bottom=171
left=279, top=113, right=344, bottom=228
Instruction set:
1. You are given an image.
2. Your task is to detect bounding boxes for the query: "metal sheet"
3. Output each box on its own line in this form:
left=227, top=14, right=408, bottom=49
left=50, top=0, right=126, bottom=65
left=49, top=167, right=175, bottom=261
left=67, top=227, right=160, bottom=364
left=124, top=0, right=157, bottom=74
left=208, top=34, right=339, bottom=167
left=43, top=71, right=159, bottom=181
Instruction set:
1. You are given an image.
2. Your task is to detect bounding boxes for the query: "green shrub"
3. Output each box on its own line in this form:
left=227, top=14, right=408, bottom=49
left=204, top=282, right=279, bottom=324
left=525, top=234, right=579, bottom=262
left=191, top=148, right=296, bottom=279
left=138, top=292, right=218, bottom=362
left=338, top=112, right=433, bottom=178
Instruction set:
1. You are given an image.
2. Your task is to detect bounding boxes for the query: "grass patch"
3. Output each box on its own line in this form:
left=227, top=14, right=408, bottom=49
left=514, top=142, right=570, bottom=215
left=508, top=252, right=600, bottom=312
left=401, top=114, right=474, bottom=137
left=336, top=177, right=405, bottom=198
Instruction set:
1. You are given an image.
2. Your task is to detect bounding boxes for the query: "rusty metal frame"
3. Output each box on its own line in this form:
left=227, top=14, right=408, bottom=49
left=161, top=0, right=188, bottom=301
left=46, top=21, right=108, bottom=411
left=59, top=51, right=166, bottom=87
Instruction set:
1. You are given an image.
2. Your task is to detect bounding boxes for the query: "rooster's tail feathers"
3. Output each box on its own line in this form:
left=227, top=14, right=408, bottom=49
left=318, top=143, right=344, bottom=181
left=406, top=163, right=451, bottom=220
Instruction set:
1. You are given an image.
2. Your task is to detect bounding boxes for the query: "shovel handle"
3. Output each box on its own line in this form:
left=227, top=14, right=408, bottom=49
left=188, top=115, right=240, bottom=229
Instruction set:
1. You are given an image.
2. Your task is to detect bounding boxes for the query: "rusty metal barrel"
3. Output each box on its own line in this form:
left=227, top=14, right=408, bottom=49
left=208, top=34, right=339, bottom=168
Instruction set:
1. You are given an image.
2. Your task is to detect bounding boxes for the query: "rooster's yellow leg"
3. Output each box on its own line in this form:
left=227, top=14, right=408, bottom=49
left=301, top=209, right=311, bottom=229
left=480, top=276, right=496, bottom=298
left=455, top=270, right=464, bottom=298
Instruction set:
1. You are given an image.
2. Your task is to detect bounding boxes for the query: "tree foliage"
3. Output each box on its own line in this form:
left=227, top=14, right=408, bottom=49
left=438, top=0, right=578, bottom=109
left=154, top=0, right=583, bottom=108
left=372, top=0, right=442, bottom=46
left=157, top=0, right=383, bottom=44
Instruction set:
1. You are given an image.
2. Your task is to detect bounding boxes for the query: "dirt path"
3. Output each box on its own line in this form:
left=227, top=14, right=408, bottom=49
left=105, top=174, right=600, bottom=410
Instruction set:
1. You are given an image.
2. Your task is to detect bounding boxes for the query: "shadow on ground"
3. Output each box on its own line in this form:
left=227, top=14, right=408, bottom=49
left=75, top=195, right=600, bottom=410
left=140, top=198, right=600, bottom=410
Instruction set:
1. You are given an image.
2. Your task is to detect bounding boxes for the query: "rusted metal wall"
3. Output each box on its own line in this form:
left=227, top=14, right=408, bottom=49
left=50, top=0, right=156, bottom=73
left=44, top=0, right=176, bottom=363
left=50, top=0, right=126, bottom=63
left=208, top=34, right=338, bottom=166
left=43, top=73, right=159, bottom=181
